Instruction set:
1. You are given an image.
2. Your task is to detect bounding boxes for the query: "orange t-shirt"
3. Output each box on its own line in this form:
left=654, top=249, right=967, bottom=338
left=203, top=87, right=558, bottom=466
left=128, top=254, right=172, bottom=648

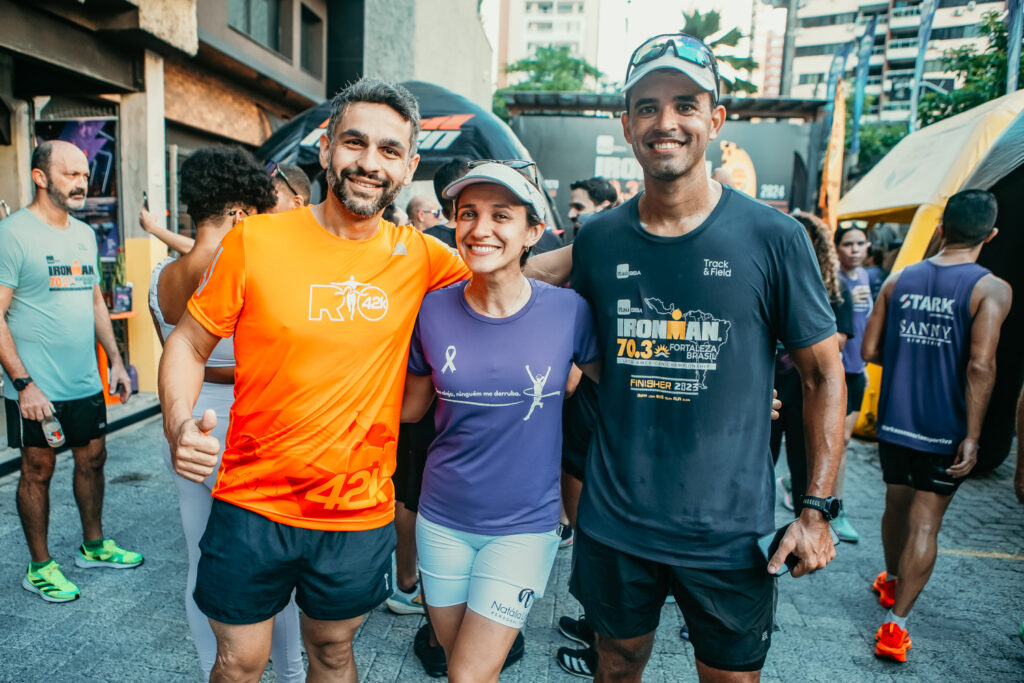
left=186, top=207, right=469, bottom=531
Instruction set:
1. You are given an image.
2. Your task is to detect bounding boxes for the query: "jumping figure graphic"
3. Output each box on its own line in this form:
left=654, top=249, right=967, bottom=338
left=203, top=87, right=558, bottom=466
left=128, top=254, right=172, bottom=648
left=523, top=365, right=559, bottom=421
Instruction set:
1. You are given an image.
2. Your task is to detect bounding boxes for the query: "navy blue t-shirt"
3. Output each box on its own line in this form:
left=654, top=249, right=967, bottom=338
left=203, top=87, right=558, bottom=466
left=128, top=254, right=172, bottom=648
left=570, top=188, right=836, bottom=569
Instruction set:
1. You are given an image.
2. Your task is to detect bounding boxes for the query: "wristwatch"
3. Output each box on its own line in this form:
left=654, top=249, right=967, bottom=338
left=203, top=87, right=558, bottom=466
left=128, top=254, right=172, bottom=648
left=801, top=495, right=842, bottom=521
left=12, top=376, right=33, bottom=392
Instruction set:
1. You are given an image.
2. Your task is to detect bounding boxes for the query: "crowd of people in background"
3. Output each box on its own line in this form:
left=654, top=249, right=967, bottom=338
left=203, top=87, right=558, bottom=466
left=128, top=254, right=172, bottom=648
left=1, top=30, right=1021, bottom=683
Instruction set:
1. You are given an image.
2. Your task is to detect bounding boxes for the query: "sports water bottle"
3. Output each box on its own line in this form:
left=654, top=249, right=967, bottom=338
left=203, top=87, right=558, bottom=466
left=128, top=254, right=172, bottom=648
left=42, top=416, right=65, bottom=447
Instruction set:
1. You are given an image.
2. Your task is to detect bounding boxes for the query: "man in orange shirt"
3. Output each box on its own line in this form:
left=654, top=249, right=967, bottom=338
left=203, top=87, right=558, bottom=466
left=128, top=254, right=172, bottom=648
left=158, top=78, right=468, bottom=682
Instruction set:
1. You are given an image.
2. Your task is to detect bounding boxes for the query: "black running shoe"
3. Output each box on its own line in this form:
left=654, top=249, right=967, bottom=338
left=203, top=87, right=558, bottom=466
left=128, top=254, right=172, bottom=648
left=503, top=632, right=525, bottom=670
left=558, top=615, right=596, bottom=647
left=413, top=624, right=525, bottom=676
left=414, top=624, right=446, bottom=678
left=557, top=645, right=596, bottom=679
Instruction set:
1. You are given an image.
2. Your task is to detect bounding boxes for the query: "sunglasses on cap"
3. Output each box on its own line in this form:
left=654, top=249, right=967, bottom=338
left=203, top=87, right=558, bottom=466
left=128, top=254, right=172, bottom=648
left=467, top=158, right=540, bottom=187
left=265, top=161, right=299, bottom=198
left=626, top=34, right=720, bottom=102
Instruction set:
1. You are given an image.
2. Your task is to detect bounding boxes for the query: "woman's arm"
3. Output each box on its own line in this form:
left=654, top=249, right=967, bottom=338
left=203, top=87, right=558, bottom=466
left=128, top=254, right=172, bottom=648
left=401, top=373, right=436, bottom=423
left=140, top=208, right=195, bottom=254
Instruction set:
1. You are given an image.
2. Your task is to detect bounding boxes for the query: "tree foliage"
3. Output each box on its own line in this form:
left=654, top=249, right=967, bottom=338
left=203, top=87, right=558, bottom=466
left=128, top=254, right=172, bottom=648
left=918, top=10, right=1021, bottom=127
left=493, top=45, right=603, bottom=120
left=680, top=9, right=757, bottom=94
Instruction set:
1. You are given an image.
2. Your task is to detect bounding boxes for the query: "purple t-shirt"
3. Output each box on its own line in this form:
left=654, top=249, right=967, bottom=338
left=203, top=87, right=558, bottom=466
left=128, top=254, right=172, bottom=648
left=408, top=280, right=599, bottom=535
left=838, top=266, right=872, bottom=374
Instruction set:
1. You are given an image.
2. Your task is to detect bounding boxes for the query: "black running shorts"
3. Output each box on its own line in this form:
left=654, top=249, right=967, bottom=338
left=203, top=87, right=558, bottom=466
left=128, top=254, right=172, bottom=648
left=194, top=499, right=396, bottom=624
left=570, top=527, right=776, bottom=672
left=878, top=440, right=964, bottom=496
left=5, top=391, right=106, bottom=449
left=845, top=371, right=867, bottom=415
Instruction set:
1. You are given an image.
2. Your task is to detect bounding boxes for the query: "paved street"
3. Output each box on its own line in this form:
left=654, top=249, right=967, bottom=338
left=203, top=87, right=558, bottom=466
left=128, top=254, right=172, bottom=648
left=0, top=410, right=1021, bottom=682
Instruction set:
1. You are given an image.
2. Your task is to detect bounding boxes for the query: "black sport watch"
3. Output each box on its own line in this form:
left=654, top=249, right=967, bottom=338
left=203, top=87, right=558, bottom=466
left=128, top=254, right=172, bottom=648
left=12, top=376, right=33, bottom=392
left=801, top=495, right=842, bottom=521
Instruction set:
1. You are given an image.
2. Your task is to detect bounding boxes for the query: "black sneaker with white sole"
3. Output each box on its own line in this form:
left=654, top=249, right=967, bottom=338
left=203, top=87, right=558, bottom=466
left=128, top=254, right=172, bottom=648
left=557, top=615, right=595, bottom=647
left=557, top=645, right=596, bottom=679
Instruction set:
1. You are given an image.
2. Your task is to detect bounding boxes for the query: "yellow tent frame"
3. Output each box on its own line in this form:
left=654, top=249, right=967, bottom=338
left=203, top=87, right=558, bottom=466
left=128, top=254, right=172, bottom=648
left=836, top=90, right=1024, bottom=437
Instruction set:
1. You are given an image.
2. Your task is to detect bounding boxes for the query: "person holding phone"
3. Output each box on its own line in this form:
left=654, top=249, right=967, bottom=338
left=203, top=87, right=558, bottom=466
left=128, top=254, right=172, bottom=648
left=400, top=160, right=600, bottom=683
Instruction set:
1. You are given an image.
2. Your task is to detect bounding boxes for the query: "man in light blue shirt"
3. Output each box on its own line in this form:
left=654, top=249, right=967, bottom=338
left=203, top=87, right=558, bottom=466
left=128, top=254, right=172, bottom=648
left=0, top=140, right=141, bottom=603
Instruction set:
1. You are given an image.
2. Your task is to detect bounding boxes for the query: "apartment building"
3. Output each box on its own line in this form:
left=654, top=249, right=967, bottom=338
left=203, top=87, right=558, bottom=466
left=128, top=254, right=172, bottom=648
left=497, top=0, right=601, bottom=88
left=789, top=0, right=1002, bottom=122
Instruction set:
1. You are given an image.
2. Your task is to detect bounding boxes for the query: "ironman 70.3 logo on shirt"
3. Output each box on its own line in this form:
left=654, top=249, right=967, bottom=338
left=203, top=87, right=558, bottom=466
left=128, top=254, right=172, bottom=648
left=615, top=296, right=731, bottom=401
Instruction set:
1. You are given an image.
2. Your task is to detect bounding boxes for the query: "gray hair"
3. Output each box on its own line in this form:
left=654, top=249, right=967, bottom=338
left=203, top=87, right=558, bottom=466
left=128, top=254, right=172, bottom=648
left=326, top=77, right=421, bottom=155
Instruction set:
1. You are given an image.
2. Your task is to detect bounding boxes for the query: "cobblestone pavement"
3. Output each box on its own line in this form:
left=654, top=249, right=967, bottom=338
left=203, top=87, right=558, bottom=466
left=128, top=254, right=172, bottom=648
left=0, top=415, right=1021, bottom=681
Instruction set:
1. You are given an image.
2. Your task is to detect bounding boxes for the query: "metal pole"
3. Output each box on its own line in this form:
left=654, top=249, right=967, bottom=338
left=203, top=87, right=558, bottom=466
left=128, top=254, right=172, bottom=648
left=779, top=0, right=799, bottom=96
left=167, top=144, right=179, bottom=242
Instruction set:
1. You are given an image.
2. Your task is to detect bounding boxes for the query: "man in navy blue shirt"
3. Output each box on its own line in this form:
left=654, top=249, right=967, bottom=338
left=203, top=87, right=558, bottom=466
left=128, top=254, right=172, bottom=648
left=862, top=189, right=1011, bottom=663
left=529, top=33, right=846, bottom=681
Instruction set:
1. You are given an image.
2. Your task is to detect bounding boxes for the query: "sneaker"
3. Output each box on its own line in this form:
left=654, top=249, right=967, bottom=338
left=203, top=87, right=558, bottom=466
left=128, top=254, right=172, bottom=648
left=1019, top=620, right=1024, bottom=646
left=831, top=510, right=860, bottom=543
left=778, top=475, right=794, bottom=512
left=558, top=523, right=574, bottom=548
left=679, top=623, right=690, bottom=641
left=503, top=632, right=525, bottom=671
left=74, top=538, right=143, bottom=569
left=22, top=560, right=80, bottom=602
left=386, top=581, right=425, bottom=615
left=556, top=645, right=596, bottom=679
left=414, top=624, right=525, bottom=677
left=414, top=624, right=447, bottom=678
left=872, top=571, right=897, bottom=609
left=558, top=615, right=595, bottom=647
left=874, top=622, right=911, bottom=662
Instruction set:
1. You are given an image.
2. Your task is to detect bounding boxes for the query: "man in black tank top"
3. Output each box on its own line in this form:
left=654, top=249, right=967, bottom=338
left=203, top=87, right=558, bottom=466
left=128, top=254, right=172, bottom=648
left=862, top=190, right=1011, bottom=663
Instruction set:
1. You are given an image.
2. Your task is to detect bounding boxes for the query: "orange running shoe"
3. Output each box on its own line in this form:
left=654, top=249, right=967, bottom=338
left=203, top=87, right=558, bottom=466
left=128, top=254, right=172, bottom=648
left=872, top=571, right=897, bottom=608
left=874, top=622, right=911, bottom=662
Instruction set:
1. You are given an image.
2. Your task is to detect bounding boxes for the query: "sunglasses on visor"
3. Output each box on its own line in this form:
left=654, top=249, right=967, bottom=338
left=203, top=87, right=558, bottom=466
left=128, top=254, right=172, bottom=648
left=626, top=34, right=720, bottom=101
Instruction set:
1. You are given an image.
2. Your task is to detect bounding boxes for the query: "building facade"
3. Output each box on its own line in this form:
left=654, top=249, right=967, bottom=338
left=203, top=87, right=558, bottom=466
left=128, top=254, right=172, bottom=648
left=497, top=0, right=601, bottom=88
left=788, top=0, right=1002, bottom=122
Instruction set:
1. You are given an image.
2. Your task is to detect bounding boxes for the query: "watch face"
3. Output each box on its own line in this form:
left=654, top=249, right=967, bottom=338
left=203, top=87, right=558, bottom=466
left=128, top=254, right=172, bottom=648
left=827, top=498, right=842, bottom=518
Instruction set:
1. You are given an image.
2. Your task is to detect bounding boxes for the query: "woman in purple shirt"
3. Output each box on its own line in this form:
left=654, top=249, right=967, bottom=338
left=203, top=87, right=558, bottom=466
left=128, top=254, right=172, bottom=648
left=401, top=161, right=599, bottom=682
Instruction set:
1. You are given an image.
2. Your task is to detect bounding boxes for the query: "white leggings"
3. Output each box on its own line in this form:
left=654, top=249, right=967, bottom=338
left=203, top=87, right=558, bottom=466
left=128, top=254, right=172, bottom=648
left=163, top=382, right=304, bottom=681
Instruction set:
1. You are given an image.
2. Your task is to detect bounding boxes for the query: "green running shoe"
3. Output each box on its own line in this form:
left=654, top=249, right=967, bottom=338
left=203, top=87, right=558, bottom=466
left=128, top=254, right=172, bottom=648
left=22, top=560, right=80, bottom=602
left=74, top=538, right=143, bottom=569
left=831, top=510, right=860, bottom=543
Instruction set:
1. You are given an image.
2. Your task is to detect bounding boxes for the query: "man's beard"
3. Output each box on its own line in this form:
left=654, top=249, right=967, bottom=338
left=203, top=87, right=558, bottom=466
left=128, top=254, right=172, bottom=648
left=46, top=181, right=86, bottom=212
left=326, top=163, right=401, bottom=218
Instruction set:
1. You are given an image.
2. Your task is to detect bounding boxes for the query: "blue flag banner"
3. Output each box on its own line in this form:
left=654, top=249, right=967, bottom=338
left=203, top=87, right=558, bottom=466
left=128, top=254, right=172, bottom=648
left=850, top=14, right=878, bottom=158
left=1009, top=0, right=1023, bottom=93
left=823, top=40, right=855, bottom=135
left=908, top=0, right=938, bottom=132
